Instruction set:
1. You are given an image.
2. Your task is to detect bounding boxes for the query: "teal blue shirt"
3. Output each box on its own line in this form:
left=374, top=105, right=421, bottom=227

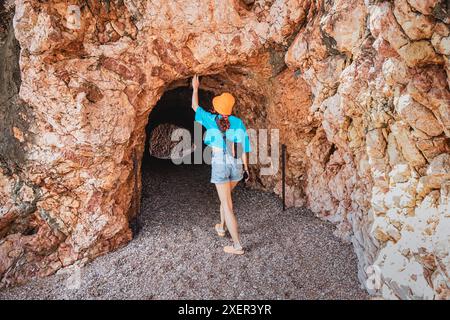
left=195, top=106, right=251, bottom=152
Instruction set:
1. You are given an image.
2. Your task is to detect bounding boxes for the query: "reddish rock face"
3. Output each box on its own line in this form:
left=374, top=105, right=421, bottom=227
left=0, top=0, right=449, bottom=299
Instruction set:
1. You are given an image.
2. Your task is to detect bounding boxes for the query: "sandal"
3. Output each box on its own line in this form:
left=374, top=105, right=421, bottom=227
left=224, top=244, right=244, bottom=255
left=215, top=224, right=226, bottom=237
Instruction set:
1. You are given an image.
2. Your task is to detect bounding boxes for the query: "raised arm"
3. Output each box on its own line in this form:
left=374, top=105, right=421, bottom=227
left=191, top=75, right=199, bottom=112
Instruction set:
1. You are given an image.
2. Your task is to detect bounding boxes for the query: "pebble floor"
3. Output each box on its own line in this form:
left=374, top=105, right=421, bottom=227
left=0, top=158, right=368, bottom=299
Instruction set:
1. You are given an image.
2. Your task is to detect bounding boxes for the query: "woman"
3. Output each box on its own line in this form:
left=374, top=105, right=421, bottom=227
left=191, top=75, right=251, bottom=255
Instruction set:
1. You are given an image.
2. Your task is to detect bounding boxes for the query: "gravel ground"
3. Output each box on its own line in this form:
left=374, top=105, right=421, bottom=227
left=0, top=158, right=368, bottom=300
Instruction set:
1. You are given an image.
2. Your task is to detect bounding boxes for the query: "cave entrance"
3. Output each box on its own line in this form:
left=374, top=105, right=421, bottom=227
left=134, top=84, right=226, bottom=235
left=142, top=86, right=216, bottom=164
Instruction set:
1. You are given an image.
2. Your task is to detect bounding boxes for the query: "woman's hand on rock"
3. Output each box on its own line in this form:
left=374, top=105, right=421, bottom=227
left=192, top=74, right=199, bottom=90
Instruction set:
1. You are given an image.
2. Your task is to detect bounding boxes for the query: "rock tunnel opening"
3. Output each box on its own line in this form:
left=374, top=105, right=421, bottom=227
left=134, top=77, right=263, bottom=236
left=132, top=85, right=220, bottom=235
left=143, top=86, right=214, bottom=164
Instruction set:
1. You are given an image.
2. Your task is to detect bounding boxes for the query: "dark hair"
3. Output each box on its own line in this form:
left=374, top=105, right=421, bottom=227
left=210, top=109, right=231, bottom=132
left=217, top=115, right=231, bottom=132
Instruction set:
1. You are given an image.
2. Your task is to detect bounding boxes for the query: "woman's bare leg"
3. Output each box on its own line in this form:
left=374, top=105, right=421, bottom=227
left=219, top=180, right=239, bottom=229
left=215, top=182, right=241, bottom=248
left=219, top=204, right=225, bottom=228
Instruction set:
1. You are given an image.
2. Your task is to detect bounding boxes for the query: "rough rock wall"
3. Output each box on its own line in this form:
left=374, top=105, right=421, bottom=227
left=0, top=0, right=448, bottom=299
left=283, top=0, right=450, bottom=299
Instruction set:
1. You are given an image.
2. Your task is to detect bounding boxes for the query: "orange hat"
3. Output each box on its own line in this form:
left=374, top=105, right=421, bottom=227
left=212, top=92, right=235, bottom=116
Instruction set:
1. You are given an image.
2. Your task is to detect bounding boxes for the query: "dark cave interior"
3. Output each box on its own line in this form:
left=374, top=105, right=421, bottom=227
left=143, top=86, right=215, bottom=163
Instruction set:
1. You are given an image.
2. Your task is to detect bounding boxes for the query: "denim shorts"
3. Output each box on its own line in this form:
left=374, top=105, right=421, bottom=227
left=211, top=150, right=243, bottom=184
